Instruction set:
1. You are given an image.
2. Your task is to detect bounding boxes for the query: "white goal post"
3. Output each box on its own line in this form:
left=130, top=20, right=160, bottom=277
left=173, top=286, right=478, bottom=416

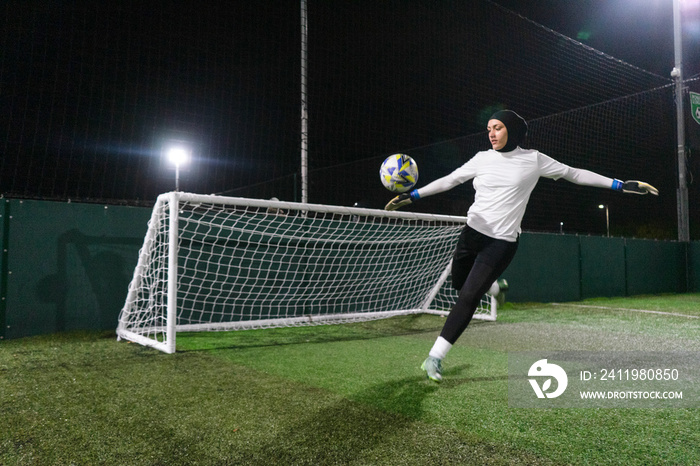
left=117, top=192, right=499, bottom=353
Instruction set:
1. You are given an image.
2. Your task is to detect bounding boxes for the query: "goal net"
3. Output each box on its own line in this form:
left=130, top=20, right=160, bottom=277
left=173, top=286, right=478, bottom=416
left=117, top=192, right=498, bottom=353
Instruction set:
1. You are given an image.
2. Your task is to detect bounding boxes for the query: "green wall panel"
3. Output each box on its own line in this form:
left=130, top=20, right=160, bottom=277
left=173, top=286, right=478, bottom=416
left=580, top=236, right=626, bottom=298
left=625, top=238, right=686, bottom=296
left=503, top=233, right=581, bottom=302
left=4, top=200, right=151, bottom=339
left=0, top=200, right=8, bottom=340
left=691, top=242, right=700, bottom=292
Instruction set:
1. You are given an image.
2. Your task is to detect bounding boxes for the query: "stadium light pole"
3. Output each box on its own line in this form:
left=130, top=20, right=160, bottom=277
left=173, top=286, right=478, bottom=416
left=167, top=147, right=190, bottom=192
left=598, top=204, right=609, bottom=237
left=300, top=0, right=309, bottom=204
left=672, top=0, right=690, bottom=242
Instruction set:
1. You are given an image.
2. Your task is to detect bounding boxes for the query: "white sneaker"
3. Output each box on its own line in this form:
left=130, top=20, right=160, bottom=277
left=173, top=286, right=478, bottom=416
left=421, top=356, right=443, bottom=382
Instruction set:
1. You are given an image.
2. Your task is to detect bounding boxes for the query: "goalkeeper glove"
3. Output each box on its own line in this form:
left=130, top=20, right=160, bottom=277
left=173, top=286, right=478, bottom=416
left=385, top=190, right=419, bottom=210
left=613, top=179, right=659, bottom=196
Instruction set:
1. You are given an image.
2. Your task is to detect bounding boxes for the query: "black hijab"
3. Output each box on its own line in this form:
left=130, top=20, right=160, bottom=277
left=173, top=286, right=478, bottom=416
left=490, top=110, right=528, bottom=152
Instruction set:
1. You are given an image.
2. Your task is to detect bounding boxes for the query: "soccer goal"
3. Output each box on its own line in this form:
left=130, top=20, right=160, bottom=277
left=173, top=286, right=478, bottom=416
left=117, top=192, right=499, bottom=353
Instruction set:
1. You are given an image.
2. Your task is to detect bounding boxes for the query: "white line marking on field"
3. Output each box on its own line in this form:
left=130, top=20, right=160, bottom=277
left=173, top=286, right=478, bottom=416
left=550, top=303, right=700, bottom=319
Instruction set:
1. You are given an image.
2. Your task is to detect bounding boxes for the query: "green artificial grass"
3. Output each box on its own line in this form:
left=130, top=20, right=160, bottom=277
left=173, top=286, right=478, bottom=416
left=2, top=294, right=699, bottom=465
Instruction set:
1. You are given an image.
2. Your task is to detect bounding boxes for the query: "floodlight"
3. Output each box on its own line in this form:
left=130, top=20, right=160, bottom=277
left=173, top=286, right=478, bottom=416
left=167, top=147, right=190, bottom=168
left=166, top=146, right=191, bottom=191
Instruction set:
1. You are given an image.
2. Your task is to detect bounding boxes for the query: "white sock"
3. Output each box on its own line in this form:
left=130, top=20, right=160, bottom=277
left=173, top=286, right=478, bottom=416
left=428, top=336, right=452, bottom=360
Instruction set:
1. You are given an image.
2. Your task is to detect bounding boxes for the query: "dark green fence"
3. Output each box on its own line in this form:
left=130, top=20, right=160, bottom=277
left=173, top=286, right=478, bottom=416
left=1, top=198, right=697, bottom=340
left=504, top=233, right=692, bottom=302
left=0, top=199, right=151, bottom=340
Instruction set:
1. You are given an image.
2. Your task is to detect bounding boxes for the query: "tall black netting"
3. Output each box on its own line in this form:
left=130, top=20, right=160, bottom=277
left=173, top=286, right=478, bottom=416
left=1, top=2, right=300, bottom=203
left=1, top=1, right=696, bottom=238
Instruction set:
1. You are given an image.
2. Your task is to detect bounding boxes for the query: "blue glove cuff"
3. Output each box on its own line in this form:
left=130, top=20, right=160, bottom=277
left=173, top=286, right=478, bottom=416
left=409, top=189, right=420, bottom=201
left=612, top=179, right=623, bottom=191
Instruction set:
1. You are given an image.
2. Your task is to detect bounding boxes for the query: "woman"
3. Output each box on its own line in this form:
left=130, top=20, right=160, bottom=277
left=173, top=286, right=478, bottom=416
left=385, top=109, right=658, bottom=382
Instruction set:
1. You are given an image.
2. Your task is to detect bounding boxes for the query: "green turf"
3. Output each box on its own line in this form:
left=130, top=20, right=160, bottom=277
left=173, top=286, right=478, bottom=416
left=2, top=294, right=699, bottom=465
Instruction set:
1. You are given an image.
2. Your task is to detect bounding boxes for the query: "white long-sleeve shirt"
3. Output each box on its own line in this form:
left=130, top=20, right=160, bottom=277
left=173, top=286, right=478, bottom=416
left=415, top=147, right=614, bottom=242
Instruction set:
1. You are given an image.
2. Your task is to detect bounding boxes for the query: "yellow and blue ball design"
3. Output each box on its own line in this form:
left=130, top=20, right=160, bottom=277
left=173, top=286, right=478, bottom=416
left=380, top=154, right=419, bottom=193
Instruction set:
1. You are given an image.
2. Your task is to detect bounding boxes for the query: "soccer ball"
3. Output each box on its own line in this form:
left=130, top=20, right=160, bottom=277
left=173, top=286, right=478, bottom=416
left=379, top=154, right=419, bottom=193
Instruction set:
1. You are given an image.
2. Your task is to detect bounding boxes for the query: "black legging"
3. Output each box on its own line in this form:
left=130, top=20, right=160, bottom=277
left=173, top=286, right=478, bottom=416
left=440, top=225, right=519, bottom=344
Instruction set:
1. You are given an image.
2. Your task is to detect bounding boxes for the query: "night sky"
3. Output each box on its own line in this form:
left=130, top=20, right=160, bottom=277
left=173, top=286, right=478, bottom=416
left=1, top=1, right=698, bottom=238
